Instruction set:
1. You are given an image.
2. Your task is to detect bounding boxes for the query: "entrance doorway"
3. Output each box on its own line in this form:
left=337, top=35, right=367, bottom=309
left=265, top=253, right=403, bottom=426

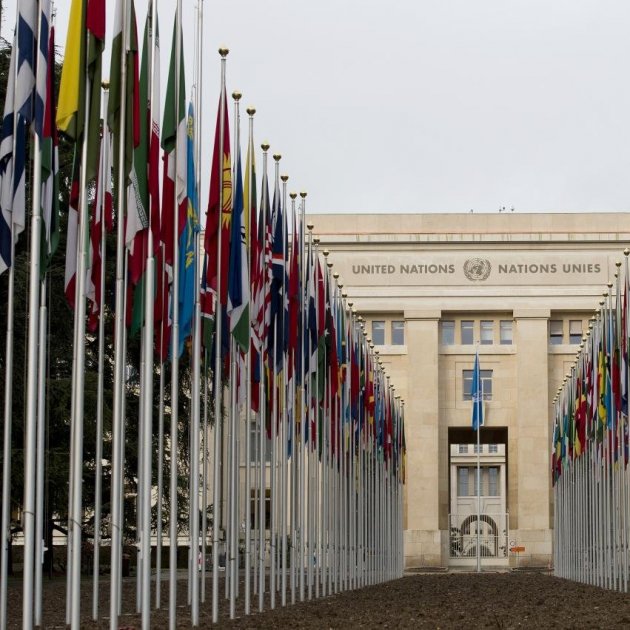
left=447, top=428, right=508, bottom=566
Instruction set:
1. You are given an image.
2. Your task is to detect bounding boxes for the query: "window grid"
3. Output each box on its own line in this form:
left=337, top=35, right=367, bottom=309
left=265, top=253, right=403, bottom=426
left=391, top=320, right=405, bottom=345
left=441, top=320, right=455, bottom=345
left=461, top=320, right=474, bottom=345
left=499, top=320, right=513, bottom=345
left=463, top=369, right=493, bottom=400
left=549, top=319, right=563, bottom=345
left=372, top=320, right=385, bottom=345
left=480, top=320, right=493, bottom=345
left=569, top=320, right=583, bottom=345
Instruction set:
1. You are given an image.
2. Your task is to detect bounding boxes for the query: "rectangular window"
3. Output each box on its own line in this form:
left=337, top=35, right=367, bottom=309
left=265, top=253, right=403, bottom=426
left=480, top=320, right=493, bottom=345
left=372, top=320, right=385, bottom=345
left=461, top=320, right=474, bottom=345
left=549, top=319, right=563, bottom=345
left=499, top=320, right=513, bottom=345
left=250, top=421, right=272, bottom=463
left=463, top=369, right=493, bottom=401
left=441, top=320, right=455, bottom=345
left=488, top=467, right=499, bottom=496
left=391, top=320, right=405, bottom=345
left=458, top=444, right=468, bottom=454
left=249, top=489, right=272, bottom=529
left=458, top=467, right=469, bottom=497
left=488, top=443, right=498, bottom=454
left=569, top=320, right=582, bottom=345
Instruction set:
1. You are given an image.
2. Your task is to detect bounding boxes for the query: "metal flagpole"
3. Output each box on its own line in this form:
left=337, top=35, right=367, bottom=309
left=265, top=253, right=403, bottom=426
left=299, top=194, right=308, bottom=603
left=190, top=0, right=204, bottom=617
left=280, top=173, right=289, bottom=608
left=110, top=0, right=129, bottom=625
left=140, top=2, right=157, bottom=624
left=92, top=86, right=109, bottom=621
left=0, top=19, right=21, bottom=630
left=169, top=2, right=184, bottom=627
left=258, top=142, right=270, bottom=613
left=196, top=0, right=207, bottom=607
left=289, top=190, right=297, bottom=607
left=227, top=91, right=242, bottom=619
left=21, top=0, right=44, bottom=622
left=34, top=281, right=47, bottom=628
left=156, top=353, right=166, bottom=608
left=212, top=47, right=229, bottom=625
left=244, top=104, right=256, bottom=616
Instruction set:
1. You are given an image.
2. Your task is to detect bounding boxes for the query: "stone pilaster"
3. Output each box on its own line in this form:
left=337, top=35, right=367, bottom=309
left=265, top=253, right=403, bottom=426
left=403, top=309, right=444, bottom=567
left=513, top=308, right=552, bottom=565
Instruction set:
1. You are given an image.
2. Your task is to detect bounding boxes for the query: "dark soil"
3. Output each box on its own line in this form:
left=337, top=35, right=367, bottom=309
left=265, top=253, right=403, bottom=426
left=6, top=571, right=630, bottom=628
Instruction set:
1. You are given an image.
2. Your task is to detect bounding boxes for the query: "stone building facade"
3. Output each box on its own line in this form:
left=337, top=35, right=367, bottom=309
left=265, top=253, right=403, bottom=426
left=308, top=212, right=630, bottom=568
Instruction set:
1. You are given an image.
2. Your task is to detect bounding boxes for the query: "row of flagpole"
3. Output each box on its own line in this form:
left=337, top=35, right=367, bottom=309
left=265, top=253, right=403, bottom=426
left=0, top=0, right=407, bottom=628
left=552, top=249, right=630, bottom=593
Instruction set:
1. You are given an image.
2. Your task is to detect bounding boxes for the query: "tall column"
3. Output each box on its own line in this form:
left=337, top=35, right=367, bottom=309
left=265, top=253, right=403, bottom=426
left=513, top=308, right=552, bottom=566
left=403, top=310, right=443, bottom=567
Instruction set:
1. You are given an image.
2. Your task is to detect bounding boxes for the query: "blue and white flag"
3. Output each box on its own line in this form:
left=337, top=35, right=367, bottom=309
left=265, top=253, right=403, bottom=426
left=0, top=3, right=37, bottom=275
left=471, top=349, right=484, bottom=430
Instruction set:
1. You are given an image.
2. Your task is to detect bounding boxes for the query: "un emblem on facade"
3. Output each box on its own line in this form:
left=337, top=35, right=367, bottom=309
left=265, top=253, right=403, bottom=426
left=463, top=258, right=492, bottom=281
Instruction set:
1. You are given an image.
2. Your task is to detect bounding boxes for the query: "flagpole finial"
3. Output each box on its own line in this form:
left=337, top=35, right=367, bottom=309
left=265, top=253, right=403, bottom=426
left=273, top=154, right=282, bottom=162
left=333, top=272, right=339, bottom=279
left=232, top=91, right=242, bottom=101
left=307, top=222, right=314, bottom=231
left=322, top=249, right=329, bottom=257
left=327, top=262, right=333, bottom=269
left=300, top=191, right=307, bottom=198
left=261, top=142, right=270, bottom=152
left=247, top=107, right=256, bottom=116
left=347, top=300, right=353, bottom=307
left=219, top=47, right=230, bottom=57
left=102, top=80, right=110, bottom=90
left=281, top=174, right=288, bottom=182
left=313, top=237, right=320, bottom=245
left=625, top=248, right=630, bottom=256
left=290, top=192, right=297, bottom=200
left=606, top=281, right=613, bottom=289
left=338, top=283, right=344, bottom=290
left=616, top=260, right=622, bottom=267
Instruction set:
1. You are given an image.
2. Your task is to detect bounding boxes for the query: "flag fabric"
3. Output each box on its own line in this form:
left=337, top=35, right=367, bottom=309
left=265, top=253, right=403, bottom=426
left=177, top=102, right=199, bottom=356
left=127, top=4, right=151, bottom=288
left=160, top=19, right=186, bottom=268
left=39, top=20, right=60, bottom=276
left=86, top=127, right=113, bottom=330
left=227, top=134, right=248, bottom=353
left=109, top=0, right=140, bottom=203
left=34, top=0, right=51, bottom=139
left=0, top=0, right=37, bottom=276
left=0, top=34, right=26, bottom=275
left=57, top=0, right=85, bottom=139
left=64, top=152, right=81, bottom=307
left=269, top=177, right=285, bottom=374
left=204, top=90, right=232, bottom=307
left=471, top=349, right=484, bottom=430
left=159, top=19, right=187, bottom=359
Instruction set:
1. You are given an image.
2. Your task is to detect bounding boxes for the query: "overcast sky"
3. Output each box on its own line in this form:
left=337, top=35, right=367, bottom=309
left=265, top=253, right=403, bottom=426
left=3, top=0, right=630, bottom=215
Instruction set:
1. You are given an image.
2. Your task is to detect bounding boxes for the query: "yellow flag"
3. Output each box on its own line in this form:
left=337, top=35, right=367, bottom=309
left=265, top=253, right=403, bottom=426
left=56, top=0, right=84, bottom=136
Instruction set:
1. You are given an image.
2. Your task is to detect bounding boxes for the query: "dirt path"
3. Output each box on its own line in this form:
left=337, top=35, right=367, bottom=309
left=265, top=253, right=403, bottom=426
left=6, top=571, right=630, bottom=628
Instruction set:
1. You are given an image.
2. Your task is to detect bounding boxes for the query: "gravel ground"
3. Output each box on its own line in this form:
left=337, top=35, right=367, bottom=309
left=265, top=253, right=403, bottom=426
left=6, top=570, right=630, bottom=628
